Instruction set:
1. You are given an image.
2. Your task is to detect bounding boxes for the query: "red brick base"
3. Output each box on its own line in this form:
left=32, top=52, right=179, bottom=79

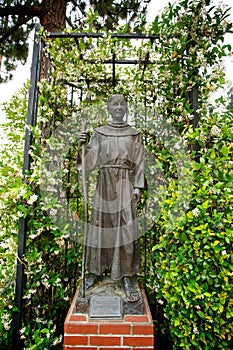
left=63, top=285, right=154, bottom=349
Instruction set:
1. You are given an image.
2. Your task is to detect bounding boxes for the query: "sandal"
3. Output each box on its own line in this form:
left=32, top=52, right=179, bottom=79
left=85, top=273, right=99, bottom=290
left=122, top=277, right=140, bottom=302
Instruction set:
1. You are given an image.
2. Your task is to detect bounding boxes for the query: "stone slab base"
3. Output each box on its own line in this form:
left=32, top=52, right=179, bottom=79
left=63, top=283, right=154, bottom=349
left=76, top=276, right=144, bottom=316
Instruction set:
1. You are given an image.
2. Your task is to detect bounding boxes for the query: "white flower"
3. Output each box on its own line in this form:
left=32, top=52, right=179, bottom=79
left=19, top=188, right=27, bottom=196
left=50, top=208, right=57, bottom=216
left=19, top=327, right=26, bottom=335
left=193, top=327, right=199, bottom=334
left=27, top=194, right=38, bottom=205
left=211, top=125, right=221, bottom=137
left=52, top=335, right=63, bottom=346
left=192, top=207, right=200, bottom=217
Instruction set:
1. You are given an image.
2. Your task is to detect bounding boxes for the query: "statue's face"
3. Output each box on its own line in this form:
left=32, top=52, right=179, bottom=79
left=108, top=96, right=126, bottom=122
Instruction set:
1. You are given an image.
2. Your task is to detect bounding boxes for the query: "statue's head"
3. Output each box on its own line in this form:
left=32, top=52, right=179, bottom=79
left=107, top=95, right=127, bottom=122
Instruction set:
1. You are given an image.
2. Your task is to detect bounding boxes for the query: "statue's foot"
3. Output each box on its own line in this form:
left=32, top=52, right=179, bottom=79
left=122, top=277, right=140, bottom=302
left=85, top=274, right=99, bottom=290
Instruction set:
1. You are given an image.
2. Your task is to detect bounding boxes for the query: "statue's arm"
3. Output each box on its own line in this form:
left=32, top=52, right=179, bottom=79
left=76, top=131, right=99, bottom=172
left=134, top=133, right=145, bottom=189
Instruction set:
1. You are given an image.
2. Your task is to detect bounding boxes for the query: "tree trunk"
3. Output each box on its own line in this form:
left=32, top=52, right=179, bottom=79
left=40, top=0, right=67, bottom=32
left=39, top=0, right=67, bottom=80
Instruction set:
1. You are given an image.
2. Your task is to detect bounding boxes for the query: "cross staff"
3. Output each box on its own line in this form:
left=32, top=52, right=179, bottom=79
left=81, top=119, right=88, bottom=298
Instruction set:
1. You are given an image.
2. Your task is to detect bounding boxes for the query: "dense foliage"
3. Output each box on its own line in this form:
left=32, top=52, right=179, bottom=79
left=0, top=0, right=232, bottom=349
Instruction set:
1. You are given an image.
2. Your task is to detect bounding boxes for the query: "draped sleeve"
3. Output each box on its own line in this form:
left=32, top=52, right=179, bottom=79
left=133, top=133, right=145, bottom=189
left=76, top=131, right=100, bottom=172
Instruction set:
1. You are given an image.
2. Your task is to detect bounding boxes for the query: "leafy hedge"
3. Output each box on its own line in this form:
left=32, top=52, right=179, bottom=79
left=0, top=1, right=233, bottom=349
left=0, top=87, right=27, bottom=348
left=152, top=106, right=233, bottom=349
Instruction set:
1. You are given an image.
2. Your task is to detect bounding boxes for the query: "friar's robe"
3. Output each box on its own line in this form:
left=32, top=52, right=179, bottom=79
left=78, top=122, right=144, bottom=280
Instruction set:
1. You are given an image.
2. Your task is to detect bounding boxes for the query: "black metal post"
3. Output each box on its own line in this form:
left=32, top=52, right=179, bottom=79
left=112, top=47, right=116, bottom=86
left=190, top=84, right=199, bottom=129
left=12, top=24, right=42, bottom=350
left=189, top=84, right=201, bottom=157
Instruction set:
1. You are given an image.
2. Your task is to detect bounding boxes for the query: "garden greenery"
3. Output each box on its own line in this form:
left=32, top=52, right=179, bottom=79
left=0, top=1, right=232, bottom=349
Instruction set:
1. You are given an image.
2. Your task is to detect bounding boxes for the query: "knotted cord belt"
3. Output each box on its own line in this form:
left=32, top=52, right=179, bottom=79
left=100, top=164, right=132, bottom=170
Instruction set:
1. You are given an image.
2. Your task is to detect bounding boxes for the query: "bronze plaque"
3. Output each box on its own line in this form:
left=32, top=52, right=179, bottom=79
left=89, top=296, right=122, bottom=319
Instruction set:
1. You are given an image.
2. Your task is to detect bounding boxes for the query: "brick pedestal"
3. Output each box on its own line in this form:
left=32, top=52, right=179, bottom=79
left=63, top=285, right=154, bottom=350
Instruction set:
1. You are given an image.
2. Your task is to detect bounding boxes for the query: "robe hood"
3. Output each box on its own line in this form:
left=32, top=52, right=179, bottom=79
left=96, top=123, right=140, bottom=137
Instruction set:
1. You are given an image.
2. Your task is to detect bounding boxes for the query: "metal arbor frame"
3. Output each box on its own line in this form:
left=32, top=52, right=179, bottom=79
left=12, top=25, right=199, bottom=349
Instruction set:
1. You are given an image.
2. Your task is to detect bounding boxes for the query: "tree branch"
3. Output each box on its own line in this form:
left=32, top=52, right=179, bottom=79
left=0, top=16, right=32, bottom=45
left=69, top=0, right=86, bottom=16
left=0, top=4, right=42, bottom=18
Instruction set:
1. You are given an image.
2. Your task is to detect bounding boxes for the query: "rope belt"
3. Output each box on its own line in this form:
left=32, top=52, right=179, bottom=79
left=100, top=164, right=132, bottom=170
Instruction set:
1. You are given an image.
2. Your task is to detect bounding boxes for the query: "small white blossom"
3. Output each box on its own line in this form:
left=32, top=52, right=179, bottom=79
left=211, top=125, right=221, bottom=137
left=27, top=194, right=38, bottom=205
left=19, top=188, right=27, bottom=197
left=19, top=327, right=26, bottom=335
left=50, top=208, right=57, bottom=216
left=29, top=289, right=37, bottom=295
left=192, top=207, right=200, bottom=217
left=52, top=335, right=63, bottom=346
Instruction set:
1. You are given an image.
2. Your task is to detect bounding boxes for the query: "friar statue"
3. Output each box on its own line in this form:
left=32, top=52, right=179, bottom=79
left=77, top=95, right=145, bottom=302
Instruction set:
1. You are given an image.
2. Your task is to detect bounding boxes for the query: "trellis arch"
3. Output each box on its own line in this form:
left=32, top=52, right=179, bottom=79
left=13, top=24, right=198, bottom=348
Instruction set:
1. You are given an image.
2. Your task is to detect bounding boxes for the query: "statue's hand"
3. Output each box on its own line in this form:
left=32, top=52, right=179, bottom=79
left=133, top=188, right=141, bottom=203
left=78, top=131, right=87, bottom=146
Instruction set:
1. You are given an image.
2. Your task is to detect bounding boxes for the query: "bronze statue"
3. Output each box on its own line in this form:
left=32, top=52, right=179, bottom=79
left=77, top=95, right=145, bottom=302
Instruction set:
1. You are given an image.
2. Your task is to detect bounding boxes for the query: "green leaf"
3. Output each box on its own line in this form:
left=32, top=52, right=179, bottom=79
left=221, top=145, right=229, bottom=157
left=197, top=311, right=205, bottom=318
left=180, top=232, right=188, bottom=242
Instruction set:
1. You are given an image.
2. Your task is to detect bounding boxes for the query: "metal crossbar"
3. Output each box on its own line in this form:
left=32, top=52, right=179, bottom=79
left=47, top=32, right=159, bottom=39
